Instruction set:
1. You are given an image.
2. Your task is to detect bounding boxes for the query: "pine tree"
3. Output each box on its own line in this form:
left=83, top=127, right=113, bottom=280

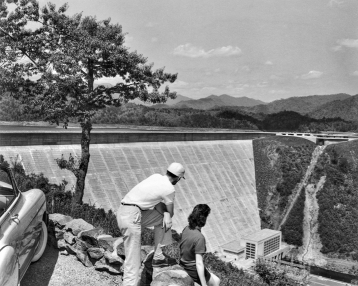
left=0, top=0, right=177, bottom=203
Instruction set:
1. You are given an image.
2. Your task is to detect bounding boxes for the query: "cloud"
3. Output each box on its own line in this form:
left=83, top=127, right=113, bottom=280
left=328, top=0, right=345, bottom=7
left=301, top=70, right=323, bottom=80
left=265, top=61, right=273, bottom=65
left=337, top=39, right=358, bottom=48
left=173, top=43, right=242, bottom=58
left=170, top=80, right=189, bottom=88
left=353, top=71, right=358, bottom=76
left=334, top=39, right=358, bottom=51
left=151, top=37, right=158, bottom=43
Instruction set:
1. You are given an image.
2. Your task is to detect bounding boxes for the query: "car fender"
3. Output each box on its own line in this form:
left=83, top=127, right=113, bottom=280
left=0, top=245, right=19, bottom=286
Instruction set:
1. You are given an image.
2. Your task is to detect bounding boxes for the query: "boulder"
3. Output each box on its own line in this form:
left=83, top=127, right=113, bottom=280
left=151, top=265, right=194, bottom=286
left=116, top=241, right=126, bottom=259
left=48, top=236, right=66, bottom=250
left=73, top=237, right=92, bottom=251
left=66, top=244, right=79, bottom=255
left=141, top=245, right=154, bottom=262
left=64, top=232, right=76, bottom=245
left=78, top=227, right=105, bottom=246
left=87, top=247, right=105, bottom=260
left=60, top=250, right=69, bottom=256
left=56, top=239, right=67, bottom=250
left=98, top=237, right=122, bottom=252
left=138, top=251, right=154, bottom=286
left=49, top=213, right=73, bottom=229
left=94, top=257, right=123, bottom=275
left=97, top=234, right=112, bottom=240
left=104, top=251, right=124, bottom=265
left=65, top=219, right=94, bottom=236
left=55, top=227, right=65, bottom=239
left=76, top=249, right=93, bottom=267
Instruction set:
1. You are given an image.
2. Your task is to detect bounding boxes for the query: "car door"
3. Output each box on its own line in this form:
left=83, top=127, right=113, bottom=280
left=0, top=167, right=21, bottom=286
left=7, top=167, right=46, bottom=279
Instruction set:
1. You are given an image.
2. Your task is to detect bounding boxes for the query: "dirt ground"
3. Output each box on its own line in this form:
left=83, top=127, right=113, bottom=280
left=21, top=245, right=122, bottom=286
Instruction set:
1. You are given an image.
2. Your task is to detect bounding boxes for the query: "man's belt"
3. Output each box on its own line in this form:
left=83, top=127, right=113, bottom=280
left=121, top=202, right=143, bottom=211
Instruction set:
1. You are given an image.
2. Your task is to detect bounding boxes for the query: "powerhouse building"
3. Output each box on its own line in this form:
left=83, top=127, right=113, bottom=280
left=242, top=229, right=284, bottom=260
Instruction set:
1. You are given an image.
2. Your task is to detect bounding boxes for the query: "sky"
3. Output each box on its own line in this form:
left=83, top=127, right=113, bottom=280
left=31, top=0, right=358, bottom=101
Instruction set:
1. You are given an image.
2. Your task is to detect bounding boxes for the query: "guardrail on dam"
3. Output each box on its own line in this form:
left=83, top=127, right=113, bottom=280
left=0, top=131, right=275, bottom=252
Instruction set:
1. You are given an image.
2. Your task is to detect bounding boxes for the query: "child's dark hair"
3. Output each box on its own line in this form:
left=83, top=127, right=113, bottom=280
left=188, top=204, right=211, bottom=229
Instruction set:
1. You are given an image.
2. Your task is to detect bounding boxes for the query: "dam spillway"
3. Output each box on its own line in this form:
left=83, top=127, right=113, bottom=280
left=0, top=130, right=267, bottom=252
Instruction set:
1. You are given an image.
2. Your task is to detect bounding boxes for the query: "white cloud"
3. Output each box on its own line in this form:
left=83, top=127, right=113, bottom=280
left=328, top=0, right=345, bottom=7
left=151, top=37, right=158, bottom=43
left=265, top=60, right=273, bottom=65
left=337, top=39, right=358, bottom=48
left=301, top=70, right=323, bottom=80
left=173, top=43, right=242, bottom=58
left=353, top=71, right=358, bottom=76
left=170, top=80, right=189, bottom=88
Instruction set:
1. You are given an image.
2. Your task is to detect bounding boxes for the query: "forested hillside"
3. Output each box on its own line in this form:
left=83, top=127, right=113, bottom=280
left=309, top=94, right=358, bottom=121
left=254, top=137, right=358, bottom=263
left=239, top=93, right=351, bottom=115
left=308, top=140, right=358, bottom=259
left=172, top=94, right=265, bottom=109
left=252, top=137, right=316, bottom=235
left=1, top=94, right=357, bottom=132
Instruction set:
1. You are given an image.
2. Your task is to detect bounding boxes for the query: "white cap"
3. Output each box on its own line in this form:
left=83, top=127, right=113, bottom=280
left=167, top=162, right=185, bottom=179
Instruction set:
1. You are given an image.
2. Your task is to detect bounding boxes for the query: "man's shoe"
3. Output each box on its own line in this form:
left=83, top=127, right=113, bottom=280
left=152, top=256, right=177, bottom=268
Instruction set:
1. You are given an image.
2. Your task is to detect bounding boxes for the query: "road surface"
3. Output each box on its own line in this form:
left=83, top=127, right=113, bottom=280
left=309, top=275, right=354, bottom=286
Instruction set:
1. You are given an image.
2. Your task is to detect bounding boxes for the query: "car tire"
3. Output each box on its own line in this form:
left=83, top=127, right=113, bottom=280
left=32, top=221, right=48, bottom=262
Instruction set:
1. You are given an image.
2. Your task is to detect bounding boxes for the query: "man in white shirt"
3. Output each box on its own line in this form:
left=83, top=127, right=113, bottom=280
left=117, top=162, right=185, bottom=286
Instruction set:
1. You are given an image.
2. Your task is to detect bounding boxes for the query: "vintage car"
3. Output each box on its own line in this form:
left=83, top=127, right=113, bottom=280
left=0, top=165, right=48, bottom=286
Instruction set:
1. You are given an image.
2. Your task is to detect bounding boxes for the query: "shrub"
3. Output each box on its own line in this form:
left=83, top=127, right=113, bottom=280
left=254, top=260, right=303, bottom=286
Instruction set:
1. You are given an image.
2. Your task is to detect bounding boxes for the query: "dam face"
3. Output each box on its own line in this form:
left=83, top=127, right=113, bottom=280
left=0, top=138, right=261, bottom=252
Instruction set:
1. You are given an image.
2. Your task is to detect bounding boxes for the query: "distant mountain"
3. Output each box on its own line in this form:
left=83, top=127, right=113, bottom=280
left=172, top=94, right=265, bottom=110
left=239, top=93, right=351, bottom=115
left=308, top=94, right=358, bottom=121
left=159, top=94, right=191, bottom=105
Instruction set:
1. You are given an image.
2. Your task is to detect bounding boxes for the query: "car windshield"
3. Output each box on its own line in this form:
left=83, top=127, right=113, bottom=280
left=0, top=169, right=16, bottom=218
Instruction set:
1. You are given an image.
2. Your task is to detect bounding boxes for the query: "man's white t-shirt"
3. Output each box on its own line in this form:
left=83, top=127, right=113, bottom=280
left=122, top=174, right=175, bottom=210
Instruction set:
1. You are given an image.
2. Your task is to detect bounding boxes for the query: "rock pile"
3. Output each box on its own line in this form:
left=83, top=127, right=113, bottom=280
left=48, top=213, right=194, bottom=286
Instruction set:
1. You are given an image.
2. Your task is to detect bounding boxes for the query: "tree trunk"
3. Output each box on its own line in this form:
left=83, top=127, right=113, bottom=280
left=74, top=119, right=92, bottom=204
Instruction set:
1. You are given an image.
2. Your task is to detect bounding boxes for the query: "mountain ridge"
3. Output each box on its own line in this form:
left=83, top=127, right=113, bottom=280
left=308, top=94, right=358, bottom=121
left=238, top=93, right=351, bottom=115
left=172, top=94, right=265, bottom=109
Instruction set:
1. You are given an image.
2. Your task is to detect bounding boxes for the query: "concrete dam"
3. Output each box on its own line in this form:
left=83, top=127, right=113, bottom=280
left=0, top=130, right=274, bottom=252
